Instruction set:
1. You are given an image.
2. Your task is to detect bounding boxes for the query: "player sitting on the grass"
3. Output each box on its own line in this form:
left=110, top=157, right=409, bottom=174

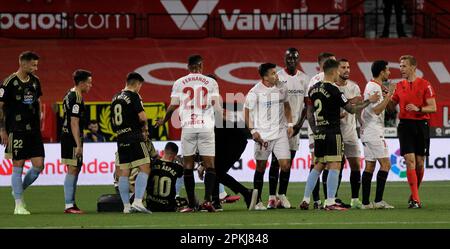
left=146, top=142, right=184, bottom=212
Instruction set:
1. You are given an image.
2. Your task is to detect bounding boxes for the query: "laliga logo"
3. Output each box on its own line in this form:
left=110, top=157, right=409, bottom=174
left=390, top=149, right=407, bottom=178
left=161, top=0, right=219, bottom=30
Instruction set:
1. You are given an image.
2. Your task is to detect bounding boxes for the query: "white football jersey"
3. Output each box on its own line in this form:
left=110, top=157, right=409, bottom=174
left=244, top=81, right=288, bottom=141
left=361, top=80, right=385, bottom=142
left=335, top=80, right=361, bottom=142
left=307, top=72, right=324, bottom=137
left=308, top=72, right=324, bottom=90
left=170, top=73, right=219, bottom=133
left=277, top=69, right=310, bottom=125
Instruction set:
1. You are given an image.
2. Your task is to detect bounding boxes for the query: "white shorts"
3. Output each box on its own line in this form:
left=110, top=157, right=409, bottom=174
left=181, top=131, right=215, bottom=157
left=362, top=140, right=389, bottom=162
left=255, top=134, right=291, bottom=161
left=343, top=140, right=361, bottom=158
left=288, top=133, right=300, bottom=151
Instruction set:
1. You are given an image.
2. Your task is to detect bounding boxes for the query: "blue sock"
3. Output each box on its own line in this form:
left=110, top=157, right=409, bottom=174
left=119, top=176, right=130, bottom=205
left=64, top=173, right=76, bottom=205
left=175, top=176, right=184, bottom=196
left=72, top=174, right=79, bottom=202
left=304, top=169, right=321, bottom=200
left=219, top=183, right=225, bottom=194
left=23, top=167, right=42, bottom=190
left=135, top=172, right=149, bottom=200
left=11, top=167, right=23, bottom=200
left=327, top=169, right=340, bottom=200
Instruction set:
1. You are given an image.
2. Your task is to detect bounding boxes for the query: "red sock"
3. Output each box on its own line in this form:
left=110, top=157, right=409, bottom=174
left=416, top=167, right=424, bottom=188
left=407, top=169, right=420, bottom=202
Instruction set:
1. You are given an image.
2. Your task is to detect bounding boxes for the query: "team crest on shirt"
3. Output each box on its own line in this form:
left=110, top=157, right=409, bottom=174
left=72, top=104, right=80, bottom=114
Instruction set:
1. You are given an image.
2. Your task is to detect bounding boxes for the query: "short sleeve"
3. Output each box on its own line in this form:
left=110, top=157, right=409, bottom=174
left=303, top=75, right=310, bottom=97
left=244, top=91, right=257, bottom=110
left=364, top=84, right=381, bottom=109
left=0, top=83, right=10, bottom=103
left=338, top=92, right=348, bottom=107
left=391, top=83, right=400, bottom=103
left=354, top=83, right=361, bottom=98
left=333, top=87, right=348, bottom=107
left=170, top=81, right=181, bottom=105
left=35, top=77, right=42, bottom=98
left=424, top=81, right=435, bottom=99
left=210, top=79, right=220, bottom=97
left=176, top=164, right=184, bottom=178
left=280, top=83, right=289, bottom=103
left=133, top=93, right=144, bottom=113
left=68, top=95, right=82, bottom=118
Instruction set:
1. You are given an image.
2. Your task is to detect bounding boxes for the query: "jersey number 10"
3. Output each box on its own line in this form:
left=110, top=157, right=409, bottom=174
left=152, top=175, right=171, bottom=197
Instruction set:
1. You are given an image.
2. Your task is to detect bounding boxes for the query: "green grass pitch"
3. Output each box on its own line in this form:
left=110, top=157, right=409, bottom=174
left=1, top=181, right=450, bottom=229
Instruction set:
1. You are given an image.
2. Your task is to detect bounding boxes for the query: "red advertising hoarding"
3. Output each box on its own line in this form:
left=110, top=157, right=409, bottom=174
left=0, top=37, right=449, bottom=140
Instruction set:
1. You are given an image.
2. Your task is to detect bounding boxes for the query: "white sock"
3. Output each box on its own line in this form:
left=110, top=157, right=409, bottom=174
left=302, top=197, right=310, bottom=204
left=124, top=203, right=131, bottom=209
left=65, top=203, right=74, bottom=209
left=269, top=195, right=277, bottom=200
left=219, top=192, right=227, bottom=200
left=352, top=198, right=359, bottom=202
left=325, top=198, right=336, bottom=206
left=15, top=199, right=23, bottom=206
left=134, top=198, right=143, bottom=205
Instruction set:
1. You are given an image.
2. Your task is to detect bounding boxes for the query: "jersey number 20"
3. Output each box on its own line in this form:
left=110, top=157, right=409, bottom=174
left=183, top=86, right=208, bottom=110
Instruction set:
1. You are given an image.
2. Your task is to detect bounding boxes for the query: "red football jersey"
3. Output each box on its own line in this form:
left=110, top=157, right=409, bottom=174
left=391, top=77, right=435, bottom=120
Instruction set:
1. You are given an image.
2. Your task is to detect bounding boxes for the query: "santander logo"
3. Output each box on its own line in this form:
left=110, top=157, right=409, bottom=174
left=0, top=159, right=13, bottom=175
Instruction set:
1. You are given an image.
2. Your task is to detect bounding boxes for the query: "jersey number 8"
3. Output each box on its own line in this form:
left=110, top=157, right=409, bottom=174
left=112, top=104, right=123, bottom=126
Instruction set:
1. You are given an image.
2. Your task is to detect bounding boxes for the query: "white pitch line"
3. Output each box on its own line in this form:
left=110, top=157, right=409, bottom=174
left=2, top=221, right=450, bottom=229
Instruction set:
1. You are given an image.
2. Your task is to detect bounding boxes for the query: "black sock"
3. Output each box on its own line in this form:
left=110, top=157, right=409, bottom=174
left=322, top=169, right=329, bottom=198
left=268, top=154, right=279, bottom=196
left=311, top=166, right=320, bottom=202
left=217, top=171, right=248, bottom=196
left=212, top=180, right=220, bottom=203
left=254, top=170, right=265, bottom=202
left=350, top=170, right=361, bottom=199
left=336, top=156, right=345, bottom=197
left=184, top=169, right=196, bottom=207
left=278, top=169, right=291, bottom=195
left=204, top=168, right=216, bottom=202
left=362, top=171, right=373, bottom=205
left=375, top=170, right=389, bottom=203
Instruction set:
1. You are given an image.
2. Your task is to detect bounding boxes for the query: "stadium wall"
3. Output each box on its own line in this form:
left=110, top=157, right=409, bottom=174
left=0, top=38, right=449, bottom=140
left=1, top=138, right=450, bottom=186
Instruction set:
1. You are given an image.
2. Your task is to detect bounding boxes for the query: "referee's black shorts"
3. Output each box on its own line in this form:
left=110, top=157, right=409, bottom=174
left=397, top=119, right=430, bottom=156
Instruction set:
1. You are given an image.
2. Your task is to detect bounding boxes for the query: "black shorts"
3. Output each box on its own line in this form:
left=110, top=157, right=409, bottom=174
left=116, top=141, right=150, bottom=169
left=5, top=131, right=45, bottom=160
left=61, top=134, right=83, bottom=167
left=314, top=132, right=344, bottom=163
left=397, top=119, right=430, bottom=156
